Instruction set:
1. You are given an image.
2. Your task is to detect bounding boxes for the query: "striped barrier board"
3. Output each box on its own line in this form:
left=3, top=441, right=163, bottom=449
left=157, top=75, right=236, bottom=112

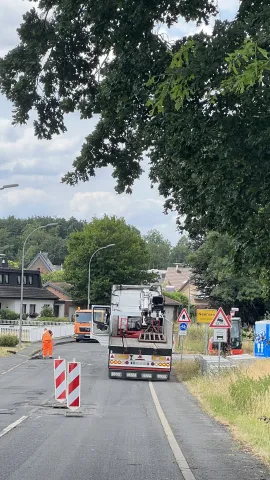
left=67, top=360, right=81, bottom=410
left=54, top=358, right=67, bottom=403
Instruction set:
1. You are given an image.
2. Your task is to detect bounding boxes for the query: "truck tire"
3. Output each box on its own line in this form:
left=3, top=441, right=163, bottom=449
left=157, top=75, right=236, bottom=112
left=75, top=339, right=80, bottom=342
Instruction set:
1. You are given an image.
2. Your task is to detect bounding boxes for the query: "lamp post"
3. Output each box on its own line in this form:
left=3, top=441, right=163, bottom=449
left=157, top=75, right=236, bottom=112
left=18, top=223, right=58, bottom=346
left=87, top=244, right=115, bottom=309
left=0, top=184, right=19, bottom=190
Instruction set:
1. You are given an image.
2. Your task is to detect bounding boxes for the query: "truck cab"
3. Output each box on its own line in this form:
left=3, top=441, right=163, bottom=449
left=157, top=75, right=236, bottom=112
left=73, top=308, right=105, bottom=342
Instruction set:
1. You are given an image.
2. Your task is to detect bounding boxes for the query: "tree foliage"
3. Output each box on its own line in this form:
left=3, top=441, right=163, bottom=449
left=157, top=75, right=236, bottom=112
left=144, top=229, right=171, bottom=269
left=0, top=216, right=85, bottom=265
left=2, top=1, right=270, bottom=271
left=189, top=232, right=267, bottom=324
left=170, top=235, right=191, bottom=265
left=64, top=215, right=155, bottom=305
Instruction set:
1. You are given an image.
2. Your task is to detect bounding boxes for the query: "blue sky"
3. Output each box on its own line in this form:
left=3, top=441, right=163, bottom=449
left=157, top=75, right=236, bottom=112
left=0, top=0, right=239, bottom=244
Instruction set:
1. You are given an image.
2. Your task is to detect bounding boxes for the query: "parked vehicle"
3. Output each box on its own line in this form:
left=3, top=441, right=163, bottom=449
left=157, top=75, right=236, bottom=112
left=108, top=284, right=173, bottom=380
left=72, top=308, right=107, bottom=342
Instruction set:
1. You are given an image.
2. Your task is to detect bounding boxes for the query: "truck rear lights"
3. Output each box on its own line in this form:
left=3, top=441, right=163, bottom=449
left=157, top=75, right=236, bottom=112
left=151, top=362, right=155, bottom=366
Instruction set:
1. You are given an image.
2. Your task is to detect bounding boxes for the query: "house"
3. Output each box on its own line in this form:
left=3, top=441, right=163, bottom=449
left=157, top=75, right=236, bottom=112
left=164, top=265, right=208, bottom=309
left=43, top=282, right=76, bottom=318
left=164, top=295, right=183, bottom=322
left=0, top=258, right=63, bottom=317
left=27, top=252, right=62, bottom=274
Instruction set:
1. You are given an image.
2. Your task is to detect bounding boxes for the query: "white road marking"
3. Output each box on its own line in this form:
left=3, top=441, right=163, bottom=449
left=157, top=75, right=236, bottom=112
left=0, top=359, right=29, bottom=377
left=0, top=416, right=28, bottom=439
left=149, top=382, right=196, bottom=480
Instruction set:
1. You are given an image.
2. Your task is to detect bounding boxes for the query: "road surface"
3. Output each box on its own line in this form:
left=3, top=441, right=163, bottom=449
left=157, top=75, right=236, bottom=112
left=0, top=342, right=268, bottom=480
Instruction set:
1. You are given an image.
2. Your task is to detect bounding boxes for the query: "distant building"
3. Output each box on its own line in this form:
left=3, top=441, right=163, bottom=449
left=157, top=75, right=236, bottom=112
left=27, top=252, right=62, bottom=274
left=148, top=269, right=167, bottom=284
left=0, top=258, right=62, bottom=317
left=43, top=282, right=76, bottom=318
left=164, top=265, right=208, bottom=309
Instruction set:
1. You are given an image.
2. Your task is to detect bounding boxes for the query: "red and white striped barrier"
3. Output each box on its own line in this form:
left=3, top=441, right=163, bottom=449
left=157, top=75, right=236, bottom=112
left=54, top=358, right=67, bottom=403
left=67, top=360, right=81, bottom=410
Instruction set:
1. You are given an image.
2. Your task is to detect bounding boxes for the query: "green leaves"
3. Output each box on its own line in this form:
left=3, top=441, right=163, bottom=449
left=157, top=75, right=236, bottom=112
left=220, top=40, right=270, bottom=95
left=146, top=40, right=197, bottom=114
left=64, top=215, right=155, bottom=305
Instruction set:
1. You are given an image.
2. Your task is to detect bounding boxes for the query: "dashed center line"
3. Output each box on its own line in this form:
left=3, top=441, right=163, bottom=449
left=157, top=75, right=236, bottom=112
left=0, top=416, right=28, bottom=439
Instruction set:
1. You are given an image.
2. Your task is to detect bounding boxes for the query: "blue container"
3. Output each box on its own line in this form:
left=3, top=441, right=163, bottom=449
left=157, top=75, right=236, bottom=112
left=254, top=320, right=270, bottom=358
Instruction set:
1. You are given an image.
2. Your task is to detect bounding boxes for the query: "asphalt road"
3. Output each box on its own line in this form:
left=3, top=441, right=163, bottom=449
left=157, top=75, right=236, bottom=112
left=0, top=342, right=269, bottom=480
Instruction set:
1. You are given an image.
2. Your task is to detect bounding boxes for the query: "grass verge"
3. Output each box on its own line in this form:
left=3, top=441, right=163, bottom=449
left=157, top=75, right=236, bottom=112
left=0, top=343, right=31, bottom=357
left=174, top=323, right=254, bottom=354
left=174, top=359, right=270, bottom=466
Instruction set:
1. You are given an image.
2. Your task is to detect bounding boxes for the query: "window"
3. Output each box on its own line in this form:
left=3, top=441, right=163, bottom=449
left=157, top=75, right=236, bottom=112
left=29, top=304, right=36, bottom=315
left=4, top=274, right=9, bottom=284
left=22, top=304, right=26, bottom=314
left=23, top=276, right=26, bottom=285
left=0, top=274, right=2, bottom=284
left=28, top=276, right=33, bottom=285
left=17, top=276, right=21, bottom=285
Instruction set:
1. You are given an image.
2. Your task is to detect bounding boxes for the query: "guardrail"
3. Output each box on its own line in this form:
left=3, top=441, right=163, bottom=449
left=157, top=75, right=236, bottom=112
left=0, top=323, right=74, bottom=342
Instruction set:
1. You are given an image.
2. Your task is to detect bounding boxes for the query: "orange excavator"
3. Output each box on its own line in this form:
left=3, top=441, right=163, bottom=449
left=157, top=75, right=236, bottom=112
left=208, top=317, right=243, bottom=355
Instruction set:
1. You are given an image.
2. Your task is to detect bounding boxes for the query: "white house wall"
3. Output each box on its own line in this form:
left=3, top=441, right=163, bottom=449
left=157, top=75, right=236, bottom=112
left=0, top=299, right=16, bottom=311
left=2, top=299, right=55, bottom=316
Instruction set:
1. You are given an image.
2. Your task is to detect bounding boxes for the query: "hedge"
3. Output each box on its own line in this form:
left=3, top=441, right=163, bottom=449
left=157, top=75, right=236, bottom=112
left=0, top=335, right=19, bottom=347
left=0, top=309, right=19, bottom=320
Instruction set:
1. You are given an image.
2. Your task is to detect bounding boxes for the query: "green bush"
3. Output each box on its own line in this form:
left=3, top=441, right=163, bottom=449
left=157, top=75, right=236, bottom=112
left=0, top=335, right=19, bottom=347
left=0, top=309, right=19, bottom=320
left=40, top=306, right=54, bottom=317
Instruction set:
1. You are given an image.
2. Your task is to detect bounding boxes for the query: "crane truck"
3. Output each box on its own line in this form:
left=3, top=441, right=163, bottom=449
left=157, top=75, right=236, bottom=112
left=108, top=284, right=173, bottom=380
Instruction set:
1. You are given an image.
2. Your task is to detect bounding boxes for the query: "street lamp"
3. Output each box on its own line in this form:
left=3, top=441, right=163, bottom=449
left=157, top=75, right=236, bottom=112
left=87, top=244, right=115, bottom=309
left=0, top=184, right=19, bottom=190
left=18, top=223, right=58, bottom=346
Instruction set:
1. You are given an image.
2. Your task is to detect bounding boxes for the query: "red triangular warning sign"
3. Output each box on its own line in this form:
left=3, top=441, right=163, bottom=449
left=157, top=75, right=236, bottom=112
left=209, top=308, right=231, bottom=328
left=177, top=308, right=191, bottom=323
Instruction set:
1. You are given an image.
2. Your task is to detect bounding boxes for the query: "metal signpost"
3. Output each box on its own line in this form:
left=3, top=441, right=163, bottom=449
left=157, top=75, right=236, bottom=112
left=177, top=309, right=191, bottom=361
left=196, top=309, right=217, bottom=354
left=209, top=308, right=231, bottom=373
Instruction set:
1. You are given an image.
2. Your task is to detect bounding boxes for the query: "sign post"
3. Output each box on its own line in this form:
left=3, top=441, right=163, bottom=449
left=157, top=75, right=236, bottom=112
left=197, top=309, right=217, bottom=354
left=177, top=309, right=191, bottom=361
left=209, top=308, right=231, bottom=373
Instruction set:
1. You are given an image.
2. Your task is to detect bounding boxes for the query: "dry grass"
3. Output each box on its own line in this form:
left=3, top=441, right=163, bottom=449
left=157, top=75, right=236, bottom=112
left=0, top=344, right=30, bottom=357
left=0, top=347, right=17, bottom=357
left=174, top=359, right=201, bottom=381
left=187, top=359, right=270, bottom=465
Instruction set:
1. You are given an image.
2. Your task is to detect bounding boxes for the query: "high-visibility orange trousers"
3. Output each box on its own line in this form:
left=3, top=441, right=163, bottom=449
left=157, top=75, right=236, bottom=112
left=42, top=341, right=53, bottom=357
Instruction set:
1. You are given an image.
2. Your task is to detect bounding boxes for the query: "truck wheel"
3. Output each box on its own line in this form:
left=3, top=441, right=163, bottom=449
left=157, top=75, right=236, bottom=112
left=76, top=339, right=80, bottom=342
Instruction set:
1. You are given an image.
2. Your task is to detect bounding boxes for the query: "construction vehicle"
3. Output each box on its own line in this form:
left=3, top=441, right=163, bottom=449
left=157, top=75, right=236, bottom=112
left=72, top=307, right=109, bottom=342
left=208, top=317, right=243, bottom=355
left=108, top=284, right=173, bottom=380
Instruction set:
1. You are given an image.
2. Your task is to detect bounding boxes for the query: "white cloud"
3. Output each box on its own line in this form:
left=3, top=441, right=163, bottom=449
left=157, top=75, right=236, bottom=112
left=1, top=187, right=49, bottom=208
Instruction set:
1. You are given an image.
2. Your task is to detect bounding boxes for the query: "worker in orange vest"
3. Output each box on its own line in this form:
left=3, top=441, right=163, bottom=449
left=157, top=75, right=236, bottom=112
left=42, top=328, right=53, bottom=359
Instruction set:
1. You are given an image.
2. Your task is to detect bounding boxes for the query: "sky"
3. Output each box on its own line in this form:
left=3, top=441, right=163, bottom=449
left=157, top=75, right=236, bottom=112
left=0, top=0, right=239, bottom=245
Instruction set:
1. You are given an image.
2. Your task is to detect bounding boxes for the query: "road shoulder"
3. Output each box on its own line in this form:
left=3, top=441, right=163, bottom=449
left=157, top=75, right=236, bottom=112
left=153, top=375, right=269, bottom=480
